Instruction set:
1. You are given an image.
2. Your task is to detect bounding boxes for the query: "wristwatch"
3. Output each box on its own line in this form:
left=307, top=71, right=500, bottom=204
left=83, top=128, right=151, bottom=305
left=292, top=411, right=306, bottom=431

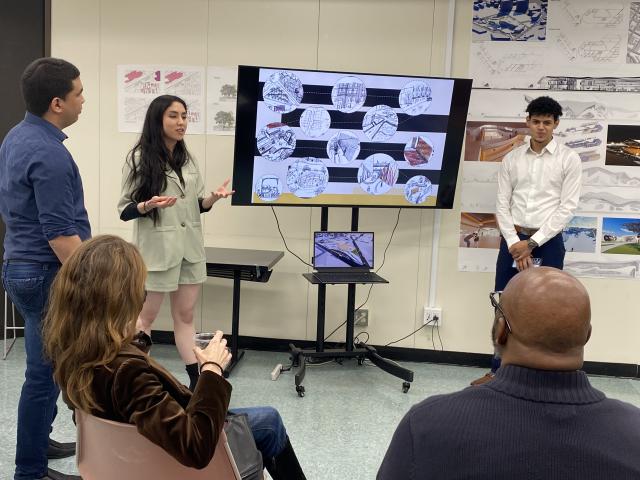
left=527, top=238, right=538, bottom=250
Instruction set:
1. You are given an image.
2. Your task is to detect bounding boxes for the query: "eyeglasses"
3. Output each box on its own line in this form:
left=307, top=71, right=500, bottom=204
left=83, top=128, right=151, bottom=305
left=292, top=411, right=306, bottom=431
left=489, top=291, right=512, bottom=334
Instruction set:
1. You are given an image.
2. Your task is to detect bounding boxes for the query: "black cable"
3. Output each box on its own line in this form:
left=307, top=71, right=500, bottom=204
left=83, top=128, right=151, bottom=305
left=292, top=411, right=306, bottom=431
left=323, top=283, right=373, bottom=341
left=354, top=331, right=369, bottom=346
left=271, top=206, right=313, bottom=267
left=435, top=323, right=444, bottom=351
left=385, top=317, right=437, bottom=347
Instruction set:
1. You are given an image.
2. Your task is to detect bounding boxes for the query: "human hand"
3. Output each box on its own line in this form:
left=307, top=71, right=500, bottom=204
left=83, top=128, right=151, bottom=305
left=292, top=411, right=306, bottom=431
left=192, top=330, right=232, bottom=376
left=508, top=240, right=532, bottom=261
left=146, top=195, right=177, bottom=210
left=210, top=178, right=235, bottom=201
left=515, top=255, right=533, bottom=272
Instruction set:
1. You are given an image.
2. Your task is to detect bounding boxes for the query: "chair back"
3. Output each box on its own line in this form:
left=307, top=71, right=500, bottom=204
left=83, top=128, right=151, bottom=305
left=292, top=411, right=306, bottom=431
left=76, top=409, right=241, bottom=480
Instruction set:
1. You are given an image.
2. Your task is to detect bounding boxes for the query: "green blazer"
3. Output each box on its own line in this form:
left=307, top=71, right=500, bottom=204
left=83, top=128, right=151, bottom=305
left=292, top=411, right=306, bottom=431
left=118, top=157, right=207, bottom=271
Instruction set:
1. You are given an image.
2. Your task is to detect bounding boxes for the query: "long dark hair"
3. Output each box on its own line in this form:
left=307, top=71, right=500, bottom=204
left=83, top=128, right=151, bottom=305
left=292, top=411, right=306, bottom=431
left=126, top=95, right=191, bottom=225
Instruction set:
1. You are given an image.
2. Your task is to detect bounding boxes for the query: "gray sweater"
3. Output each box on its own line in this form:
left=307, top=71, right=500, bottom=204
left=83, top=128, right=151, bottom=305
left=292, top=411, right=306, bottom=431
left=378, top=364, right=640, bottom=479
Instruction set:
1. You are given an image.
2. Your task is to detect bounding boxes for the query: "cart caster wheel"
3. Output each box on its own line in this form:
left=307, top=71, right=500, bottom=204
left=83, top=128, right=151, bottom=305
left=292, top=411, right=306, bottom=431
left=402, top=382, right=410, bottom=393
left=296, top=385, right=305, bottom=397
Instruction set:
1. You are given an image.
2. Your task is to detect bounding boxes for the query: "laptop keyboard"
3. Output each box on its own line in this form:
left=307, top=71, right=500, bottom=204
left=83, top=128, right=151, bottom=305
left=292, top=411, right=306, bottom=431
left=312, top=271, right=380, bottom=283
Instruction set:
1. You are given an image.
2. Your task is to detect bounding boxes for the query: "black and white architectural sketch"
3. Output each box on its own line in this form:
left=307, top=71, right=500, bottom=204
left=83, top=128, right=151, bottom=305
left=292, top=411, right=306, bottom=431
left=286, top=157, right=329, bottom=198
left=538, top=75, right=640, bottom=91
left=404, top=175, right=433, bottom=204
left=629, top=2, right=640, bottom=63
left=362, top=105, right=398, bottom=142
left=300, top=106, right=331, bottom=138
left=331, top=76, right=367, bottom=113
left=472, top=0, right=548, bottom=42
left=263, top=71, right=303, bottom=114
left=326, top=131, right=360, bottom=164
left=357, top=154, right=399, bottom=195
left=255, top=174, right=283, bottom=202
left=582, top=166, right=640, bottom=187
left=399, top=80, right=432, bottom=116
left=256, top=123, right=296, bottom=162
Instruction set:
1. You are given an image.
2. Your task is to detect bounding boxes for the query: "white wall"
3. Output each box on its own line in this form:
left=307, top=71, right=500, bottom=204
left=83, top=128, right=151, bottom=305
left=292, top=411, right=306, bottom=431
left=50, top=0, right=640, bottom=364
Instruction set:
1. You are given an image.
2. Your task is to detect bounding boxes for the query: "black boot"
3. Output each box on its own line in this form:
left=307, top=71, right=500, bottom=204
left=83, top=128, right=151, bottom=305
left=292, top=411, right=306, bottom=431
left=47, top=438, right=76, bottom=459
left=265, top=437, right=306, bottom=480
left=186, top=362, right=199, bottom=391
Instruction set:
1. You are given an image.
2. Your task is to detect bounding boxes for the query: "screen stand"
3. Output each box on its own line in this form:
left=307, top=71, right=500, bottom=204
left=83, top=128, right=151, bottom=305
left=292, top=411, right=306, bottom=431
left=288, top=207, right=414, bottom=397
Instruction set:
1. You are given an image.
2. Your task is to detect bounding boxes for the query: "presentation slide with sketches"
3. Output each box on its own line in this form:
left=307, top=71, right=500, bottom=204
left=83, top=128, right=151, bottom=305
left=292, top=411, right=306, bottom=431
left=206, top=66, right=237, bottom=135
left=117, top=65, right=205, bottom=134
left=601, top=217, right=640, bottom=254
left=314, top=232, right=374, bottom=268
left=251, top=68, right=455, bottom=206
left=605, top=124, right=640, bottom=166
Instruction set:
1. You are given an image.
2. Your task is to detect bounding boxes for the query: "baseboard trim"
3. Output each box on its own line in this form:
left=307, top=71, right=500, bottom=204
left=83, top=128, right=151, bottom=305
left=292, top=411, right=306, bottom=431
left=150, top=330, right=640, bottom=378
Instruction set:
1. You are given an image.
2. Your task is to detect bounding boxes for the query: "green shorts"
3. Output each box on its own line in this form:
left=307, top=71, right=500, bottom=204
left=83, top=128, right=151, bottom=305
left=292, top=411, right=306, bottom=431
left=145, top=259, right=207, bottom=292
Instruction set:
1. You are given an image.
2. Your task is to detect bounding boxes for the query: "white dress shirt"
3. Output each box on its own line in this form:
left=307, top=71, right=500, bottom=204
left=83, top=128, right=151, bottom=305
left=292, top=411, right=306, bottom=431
left=496, top=137, right=582, bottom=248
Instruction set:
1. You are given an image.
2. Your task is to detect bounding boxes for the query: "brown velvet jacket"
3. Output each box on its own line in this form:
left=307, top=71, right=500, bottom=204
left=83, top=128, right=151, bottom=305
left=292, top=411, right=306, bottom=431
left=75, top=334, right=232, bottom=469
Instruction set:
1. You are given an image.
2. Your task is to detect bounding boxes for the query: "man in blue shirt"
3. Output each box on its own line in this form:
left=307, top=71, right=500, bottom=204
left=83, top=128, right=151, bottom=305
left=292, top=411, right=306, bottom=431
left=0, top=57, right=90, bottom=480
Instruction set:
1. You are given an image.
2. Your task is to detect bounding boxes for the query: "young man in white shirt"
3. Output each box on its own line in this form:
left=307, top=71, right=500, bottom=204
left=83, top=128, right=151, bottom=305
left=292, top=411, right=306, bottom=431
left=471, top=96, right=582, bottom=385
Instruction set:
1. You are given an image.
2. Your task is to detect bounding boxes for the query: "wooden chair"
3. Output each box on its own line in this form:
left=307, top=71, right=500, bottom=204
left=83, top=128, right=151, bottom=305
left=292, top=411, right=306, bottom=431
left=75, top=409, right=241, bottom=480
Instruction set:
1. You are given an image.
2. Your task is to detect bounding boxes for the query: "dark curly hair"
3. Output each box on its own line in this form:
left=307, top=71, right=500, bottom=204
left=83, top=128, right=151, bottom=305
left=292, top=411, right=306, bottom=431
left=526, top=96, right=563, bottom=121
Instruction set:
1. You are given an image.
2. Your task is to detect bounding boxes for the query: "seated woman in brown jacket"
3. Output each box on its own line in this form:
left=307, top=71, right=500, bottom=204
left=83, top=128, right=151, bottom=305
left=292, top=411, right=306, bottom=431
left=43, top=235, right=305, bottom=478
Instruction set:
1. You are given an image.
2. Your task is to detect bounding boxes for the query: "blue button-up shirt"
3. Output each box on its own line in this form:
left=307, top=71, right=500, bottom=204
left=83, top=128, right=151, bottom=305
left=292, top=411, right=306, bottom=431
left=0, top=112, right=91, bottom=262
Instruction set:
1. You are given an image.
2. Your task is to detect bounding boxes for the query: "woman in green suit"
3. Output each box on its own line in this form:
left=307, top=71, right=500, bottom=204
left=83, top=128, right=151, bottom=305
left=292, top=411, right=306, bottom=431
left=118, top=95, right=233, bottom=390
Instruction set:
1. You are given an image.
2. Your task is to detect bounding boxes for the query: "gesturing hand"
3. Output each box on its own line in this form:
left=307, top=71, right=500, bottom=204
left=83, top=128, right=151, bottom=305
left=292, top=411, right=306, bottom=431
left=146, top=195, right=177, bottom=210
left=193, top=330, right=232, bottom=376
left=210, top=178, right=235, bottom=201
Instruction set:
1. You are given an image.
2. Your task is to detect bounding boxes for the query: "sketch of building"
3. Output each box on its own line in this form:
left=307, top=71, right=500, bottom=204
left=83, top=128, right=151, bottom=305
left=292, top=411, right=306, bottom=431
left=565, top=258, right=640, bottom=279
left=165, top=71, right=203, bottom=96
left=254, top=174, right=283, bottom=202
left=123, top=70, right=161, bottom=95
left=537, top=75, right=640, bottom=92
left=362, top=105, right=398, bottom=142
left=629, top=3, right=640, bottom=63
left=286, top=157, right=329, bottom=198
left=331, top=76, right=367, bottom=113
left=559, top=2, right=624, bottom=28
left=404, top=136, right=435, bottom=166
left=357, top=154, right=399, bottom=195
left=263, top=71, right=303, bottom=114
left=300, top=107, right=331, bottom=138
left=582, top=167, right=640, bottom=187
left=404, top=175, right=433, bottom=205
left=399, top=80, right=432, bottom=116
left=579, top=186, right=640, bottom=213
left=256, top=123, right=296, bottom=162
left=556, top=122, right=603, bottom=136
left=326, top=131, right=360, bottom=164
left=472, top=0, right=547, bottom=42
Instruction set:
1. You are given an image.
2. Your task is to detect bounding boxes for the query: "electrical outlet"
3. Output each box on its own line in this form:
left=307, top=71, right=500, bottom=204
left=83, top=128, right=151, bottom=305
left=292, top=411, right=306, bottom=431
left=355, top=308, right=369, bottom=327
left=423, top=307, right=442, bottom=327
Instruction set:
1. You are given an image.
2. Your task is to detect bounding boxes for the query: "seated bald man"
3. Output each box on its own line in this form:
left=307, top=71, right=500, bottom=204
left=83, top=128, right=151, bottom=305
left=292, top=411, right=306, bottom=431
left=378, top=267, right=640, bottom=480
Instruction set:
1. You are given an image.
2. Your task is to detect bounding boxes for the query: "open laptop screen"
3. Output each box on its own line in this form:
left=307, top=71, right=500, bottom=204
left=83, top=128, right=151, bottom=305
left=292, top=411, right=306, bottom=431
left=313, top=232, right=374, bottom=269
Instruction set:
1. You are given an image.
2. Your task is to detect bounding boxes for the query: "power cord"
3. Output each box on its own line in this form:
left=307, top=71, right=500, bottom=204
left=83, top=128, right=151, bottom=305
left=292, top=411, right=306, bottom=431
left=270, top=206, right=313, bottom=267
left=384, top=314, right=441, bottom=347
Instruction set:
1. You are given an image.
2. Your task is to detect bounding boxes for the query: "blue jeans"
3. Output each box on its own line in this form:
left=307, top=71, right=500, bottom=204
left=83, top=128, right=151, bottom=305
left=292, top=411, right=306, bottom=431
left=229, top=406, right=287, bottom=459
left=2, top=261, right=61, bottom=480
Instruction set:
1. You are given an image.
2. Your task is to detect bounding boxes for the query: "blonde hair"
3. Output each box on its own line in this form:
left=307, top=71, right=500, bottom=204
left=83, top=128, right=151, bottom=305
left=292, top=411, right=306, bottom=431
left=43, top=235, right=147, bottom=412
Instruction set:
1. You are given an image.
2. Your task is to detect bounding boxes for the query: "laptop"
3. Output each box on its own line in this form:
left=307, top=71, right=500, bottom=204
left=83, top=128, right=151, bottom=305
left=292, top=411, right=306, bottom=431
left=311, top=231, right=386, bottom=284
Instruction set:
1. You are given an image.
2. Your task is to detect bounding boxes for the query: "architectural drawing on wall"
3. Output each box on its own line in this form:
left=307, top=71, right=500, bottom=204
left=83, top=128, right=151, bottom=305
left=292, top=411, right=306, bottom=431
left=556, top=2, right=625, bottom=28
left=461, top=162, right=500, bottom=184
left=255, top=174, right=283, bottom=202
left=263, top=71, right=303, bottom=114
left=601, top=217, right=640, bottom=254
left=404, top=136, right=435, bottom=166
left=123, top=97, right=152, bottom=126
left=459, top=212, right=501, bottom=249
left=628, top=3, right=640, bottom=63
left=469, top=44, right=545, bottom=88
left=582, top=166, right=640, bottom=187
left=362, top=105, right=398, bottom=141
left=524, top=94, right=608, bottom=119
left=605, top=124, right=640, bottom=166
left=460, top=181, right=499, bottom=212
left=206, top=66, right=237, bottom=135
left=185, top=99, right=203, bottom=126
left=399, top=80, right=432, bottom=116
left=564, top=258, right=640, bottom=278
left=555, top=120, right=606, bottom=163
left=537, top=75, right=640, bottom=92
left=579, top=185, right=640, bottom=213
left=164, top=70, right=203, bottom=97
left=357, top=154, right=399, bottom=195
left=563, top=216, right=597, bottom=253
left=257, top=123, right=296, bottom=162
left=123, top=69, right=161, bottom=95
left=465, top=121, right=528, bottom=161
left=300, top=107, right=331, bottom=138
left=326, top=131, right=360, bottom=164
left=331, top=76, right=367, bottom=113
left=286, top=157, right=329, bottom=198
left=553, top=32, right=623, bottom=63
left=472, top=0, right=548, bottom=42
left=404, top=176, right=433, bottom=205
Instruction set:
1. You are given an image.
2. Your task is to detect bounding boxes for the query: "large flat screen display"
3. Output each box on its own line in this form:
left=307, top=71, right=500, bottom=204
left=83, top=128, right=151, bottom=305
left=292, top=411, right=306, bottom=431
left=232, top=65, right=472, bottom=208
